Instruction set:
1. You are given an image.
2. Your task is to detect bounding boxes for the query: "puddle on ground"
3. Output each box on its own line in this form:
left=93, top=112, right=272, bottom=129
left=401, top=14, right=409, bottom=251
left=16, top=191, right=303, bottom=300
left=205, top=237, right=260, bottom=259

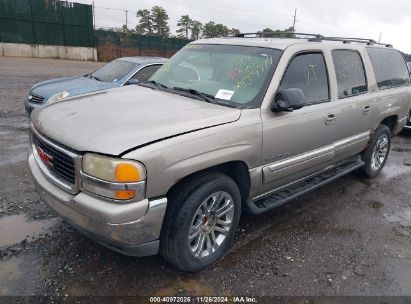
left=381, top=162, right=411, bottom=179
left=154, top=279, right=216, bottom=297
left=384, top=208, right=411, bottom=228
left=0, top=214, right=61, bottom=249
left=0, top=256, right=24, bottom=295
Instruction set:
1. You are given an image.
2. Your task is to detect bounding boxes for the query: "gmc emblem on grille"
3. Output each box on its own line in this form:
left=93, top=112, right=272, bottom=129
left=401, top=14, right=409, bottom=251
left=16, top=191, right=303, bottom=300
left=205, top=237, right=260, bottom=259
left=36, top=146, right=53, bottom=168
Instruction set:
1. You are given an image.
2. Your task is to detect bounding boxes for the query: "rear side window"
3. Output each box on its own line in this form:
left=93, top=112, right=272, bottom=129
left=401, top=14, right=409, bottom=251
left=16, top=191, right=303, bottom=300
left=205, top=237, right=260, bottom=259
left=280, top=53, right=329, bottom=105
left=367, top=48, right=410, bottom=89
left=332, top=50, right=367, bottom=98
left=131, top=64, right=162, bottom=82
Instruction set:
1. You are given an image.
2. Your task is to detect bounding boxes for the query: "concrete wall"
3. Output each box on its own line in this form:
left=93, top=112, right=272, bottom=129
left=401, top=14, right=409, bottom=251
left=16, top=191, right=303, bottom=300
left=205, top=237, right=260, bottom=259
left=0, top=43, right=97, bottom=61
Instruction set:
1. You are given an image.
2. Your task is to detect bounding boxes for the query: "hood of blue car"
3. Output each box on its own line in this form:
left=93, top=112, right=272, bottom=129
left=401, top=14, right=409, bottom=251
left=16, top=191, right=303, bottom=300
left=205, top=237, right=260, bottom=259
left=30, top=76, right=120, bottom=100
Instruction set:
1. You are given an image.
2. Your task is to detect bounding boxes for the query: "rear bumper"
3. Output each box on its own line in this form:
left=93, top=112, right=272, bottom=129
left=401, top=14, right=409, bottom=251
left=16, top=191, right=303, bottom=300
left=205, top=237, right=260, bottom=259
left=28, top=148, right=167, bottom=257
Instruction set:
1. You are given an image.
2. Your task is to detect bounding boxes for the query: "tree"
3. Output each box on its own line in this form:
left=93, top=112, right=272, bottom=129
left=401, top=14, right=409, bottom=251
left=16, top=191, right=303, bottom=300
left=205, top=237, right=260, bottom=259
left=258, top=27, right=295, bottom=38
left=176, top=15, right=192, bottom=39
left=202, top=21, right=229, bottom=38
left=190, top=20, right=202, bottom=40
left=214, top=24, right=230, bottom=37
left=151, top=5, right=170, bottom=37
left=202, top=21, right=216, bottom=38
left=229, top=28, right=240, bottom=36
left=135, top=9, right=152, bottom=35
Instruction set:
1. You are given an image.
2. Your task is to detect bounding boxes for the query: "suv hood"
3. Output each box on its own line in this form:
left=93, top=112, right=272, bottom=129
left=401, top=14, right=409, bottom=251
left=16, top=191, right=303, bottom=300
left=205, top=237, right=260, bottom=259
left=31, top=86, right=241, bottom=155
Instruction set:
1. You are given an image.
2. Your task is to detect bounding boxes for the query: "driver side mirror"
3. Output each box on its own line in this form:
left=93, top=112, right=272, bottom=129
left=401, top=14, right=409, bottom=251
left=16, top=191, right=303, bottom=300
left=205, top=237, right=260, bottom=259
left=124, top=79, right=140, bottom=86
left=271, top=88, right=305, bottom=112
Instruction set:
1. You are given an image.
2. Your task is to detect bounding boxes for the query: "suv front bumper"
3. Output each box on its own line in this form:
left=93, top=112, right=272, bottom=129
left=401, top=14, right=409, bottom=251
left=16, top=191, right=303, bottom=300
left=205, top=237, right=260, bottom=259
left=28, top=148, right=167, bottom=257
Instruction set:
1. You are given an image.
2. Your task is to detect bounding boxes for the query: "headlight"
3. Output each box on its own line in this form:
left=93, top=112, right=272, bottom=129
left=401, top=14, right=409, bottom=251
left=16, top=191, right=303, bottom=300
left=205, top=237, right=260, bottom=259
left=81, top=153, right=146, bottom=202
left=48, top=91, right=70, bottom=103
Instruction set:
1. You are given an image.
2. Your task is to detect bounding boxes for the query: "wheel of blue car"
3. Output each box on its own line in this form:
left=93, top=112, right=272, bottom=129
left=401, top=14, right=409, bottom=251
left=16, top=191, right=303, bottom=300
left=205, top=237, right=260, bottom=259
left=160, top=173, right=241, bottom=272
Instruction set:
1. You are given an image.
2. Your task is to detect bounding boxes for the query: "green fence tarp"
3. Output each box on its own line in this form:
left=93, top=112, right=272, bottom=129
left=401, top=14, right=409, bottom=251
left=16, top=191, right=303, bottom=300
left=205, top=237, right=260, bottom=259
left=0, top=0, right=93, bottom=47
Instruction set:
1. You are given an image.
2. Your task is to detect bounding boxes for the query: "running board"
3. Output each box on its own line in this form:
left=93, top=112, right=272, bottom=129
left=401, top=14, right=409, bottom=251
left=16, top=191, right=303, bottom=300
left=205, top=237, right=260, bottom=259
left=247, top=159, right=365, bottom=215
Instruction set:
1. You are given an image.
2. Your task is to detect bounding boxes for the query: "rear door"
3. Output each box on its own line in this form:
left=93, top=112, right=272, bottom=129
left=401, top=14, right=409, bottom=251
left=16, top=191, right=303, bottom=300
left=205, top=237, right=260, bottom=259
left=329, top=49, right=373, bottom=162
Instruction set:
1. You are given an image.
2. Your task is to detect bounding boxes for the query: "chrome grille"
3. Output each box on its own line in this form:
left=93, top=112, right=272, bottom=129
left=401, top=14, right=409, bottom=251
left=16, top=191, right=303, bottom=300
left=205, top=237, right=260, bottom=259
left=33, top=134, right=76, bottom=185
left=29, top=92, right=45, bottom=104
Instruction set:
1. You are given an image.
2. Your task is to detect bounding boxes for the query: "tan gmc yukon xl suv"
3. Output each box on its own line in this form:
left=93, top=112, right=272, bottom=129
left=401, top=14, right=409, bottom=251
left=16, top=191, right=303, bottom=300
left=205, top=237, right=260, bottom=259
left=28, top=34, right=411, bottom=271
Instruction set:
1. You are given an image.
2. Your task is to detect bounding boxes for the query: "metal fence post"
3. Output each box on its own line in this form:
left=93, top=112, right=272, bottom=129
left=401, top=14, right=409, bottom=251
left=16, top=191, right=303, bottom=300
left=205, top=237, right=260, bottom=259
left=61, top=2, right=66, bottom=46
left=29, top=0, right=36, bottom=44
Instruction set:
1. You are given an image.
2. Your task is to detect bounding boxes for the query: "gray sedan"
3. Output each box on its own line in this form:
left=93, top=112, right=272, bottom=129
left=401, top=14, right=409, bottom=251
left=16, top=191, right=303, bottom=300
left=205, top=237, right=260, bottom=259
left=24, top=56, right=167, bottom=114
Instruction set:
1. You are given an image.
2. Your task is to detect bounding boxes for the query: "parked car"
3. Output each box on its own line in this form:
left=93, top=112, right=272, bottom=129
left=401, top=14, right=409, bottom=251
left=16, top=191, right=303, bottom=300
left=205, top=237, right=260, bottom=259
left=24, top=56, right=167, bottom=114
left=28, top=34, right=411, bottom=272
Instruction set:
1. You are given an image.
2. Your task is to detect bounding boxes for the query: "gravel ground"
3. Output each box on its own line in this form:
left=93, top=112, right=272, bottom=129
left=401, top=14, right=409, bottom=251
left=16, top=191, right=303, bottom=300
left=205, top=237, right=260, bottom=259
left=0, top=56, right=410, bottom=297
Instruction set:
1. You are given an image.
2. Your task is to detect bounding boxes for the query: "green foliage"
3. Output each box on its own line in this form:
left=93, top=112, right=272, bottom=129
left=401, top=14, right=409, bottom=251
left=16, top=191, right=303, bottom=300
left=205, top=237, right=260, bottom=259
left=176, top=15, right=192, bottom=39
left=202, top=21, right=230, bottom=38
left=136, top=6, right=170, bottom=37
left=151, top=5, right=170, bottom=37
left=135, top=9, right=152, bottom=35
left=229, top=28, right=240, bottom=36
left=258, top=27, right=295, bottom=38
left=190, top=20, right=203, bottom=40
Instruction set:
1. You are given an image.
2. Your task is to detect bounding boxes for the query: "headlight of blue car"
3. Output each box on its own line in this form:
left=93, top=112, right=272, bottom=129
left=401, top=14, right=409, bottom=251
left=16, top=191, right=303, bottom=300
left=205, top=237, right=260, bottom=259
left=48, top=91, right=70, bottom=103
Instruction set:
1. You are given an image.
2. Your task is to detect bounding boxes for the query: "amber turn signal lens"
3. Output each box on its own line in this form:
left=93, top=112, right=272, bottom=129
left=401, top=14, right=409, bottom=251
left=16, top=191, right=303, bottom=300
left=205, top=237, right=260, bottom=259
left=115, top=190, right=135, bottom=200
left=115, top=163, right=140, bottom=182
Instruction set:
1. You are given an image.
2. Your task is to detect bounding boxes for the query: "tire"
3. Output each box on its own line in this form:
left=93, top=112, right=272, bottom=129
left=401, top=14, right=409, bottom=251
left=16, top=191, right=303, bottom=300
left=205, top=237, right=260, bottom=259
left=160, top=173, right=241, bottom=272
left=360, top=125, right=391, bottom=178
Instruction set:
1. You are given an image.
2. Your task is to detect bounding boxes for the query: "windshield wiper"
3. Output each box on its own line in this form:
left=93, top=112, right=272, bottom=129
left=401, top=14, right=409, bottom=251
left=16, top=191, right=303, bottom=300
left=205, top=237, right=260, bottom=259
left=91, top=74, right=102, bottom=82
left=172, top=87, right=216, bottom=103
left=140, top=80, right=168, bottom=90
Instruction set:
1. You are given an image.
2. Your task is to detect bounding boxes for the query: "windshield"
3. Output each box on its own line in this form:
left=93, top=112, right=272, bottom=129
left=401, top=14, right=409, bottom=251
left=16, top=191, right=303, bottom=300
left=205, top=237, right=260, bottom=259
left=148, top=44, right=282, bottom=107
left=91, top=60, right=138, bottom=82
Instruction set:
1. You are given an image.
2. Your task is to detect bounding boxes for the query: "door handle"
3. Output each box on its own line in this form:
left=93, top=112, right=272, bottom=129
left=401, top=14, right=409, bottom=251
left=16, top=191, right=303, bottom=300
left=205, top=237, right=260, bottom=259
left=325, top=113, right=337, bottom=125
left=362, top=105, right=371, bottom=115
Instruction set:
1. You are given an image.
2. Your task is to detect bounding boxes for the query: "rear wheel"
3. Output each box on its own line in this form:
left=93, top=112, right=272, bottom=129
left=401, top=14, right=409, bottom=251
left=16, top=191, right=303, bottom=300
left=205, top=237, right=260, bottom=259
left=160, top=173, right=241, bottom=272
left=360, top=125, right=391, bottom=178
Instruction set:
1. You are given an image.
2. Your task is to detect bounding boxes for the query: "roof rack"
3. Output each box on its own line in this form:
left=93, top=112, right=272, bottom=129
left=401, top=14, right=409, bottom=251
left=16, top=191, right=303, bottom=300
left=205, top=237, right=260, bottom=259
left=234, top=32, right=324, bottom=41
left=320, top=36, right=393, bottom=48
left=233, top=32, right=393, bottom=48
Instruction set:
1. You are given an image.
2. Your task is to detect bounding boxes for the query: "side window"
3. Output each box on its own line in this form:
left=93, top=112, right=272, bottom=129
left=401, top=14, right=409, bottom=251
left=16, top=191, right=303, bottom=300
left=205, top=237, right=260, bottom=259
left=131, top=64, right=162, bottom=82
left=280, top=53, right=329, bottom=104
left=367, top=48, right=410, bottom=89
left=332, top=50, right=367, bottom=98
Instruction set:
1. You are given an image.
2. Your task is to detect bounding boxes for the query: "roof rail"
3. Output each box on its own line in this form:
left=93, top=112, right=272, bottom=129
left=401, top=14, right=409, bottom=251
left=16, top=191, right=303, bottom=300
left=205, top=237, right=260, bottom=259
left=321, top=36, right=393, bottom=48
left=234, top=32, right=324, bottom=41
left=233, top=32, right=393, bottom=47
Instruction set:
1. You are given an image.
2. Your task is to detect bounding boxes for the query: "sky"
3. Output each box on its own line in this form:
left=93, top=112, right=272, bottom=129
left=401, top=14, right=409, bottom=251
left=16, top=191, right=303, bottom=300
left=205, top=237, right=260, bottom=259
left=74, top=0, right=411, bottom=53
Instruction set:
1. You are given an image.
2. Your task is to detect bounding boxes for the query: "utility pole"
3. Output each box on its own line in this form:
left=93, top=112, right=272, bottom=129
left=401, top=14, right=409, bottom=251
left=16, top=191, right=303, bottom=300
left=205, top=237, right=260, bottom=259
left=378, top=32, right=382, bottom=43
left=92, top=0, right=95, bottom=30
left=292, top=9, right=297, bottom=32
left=125, top=10, right=128, bottom=29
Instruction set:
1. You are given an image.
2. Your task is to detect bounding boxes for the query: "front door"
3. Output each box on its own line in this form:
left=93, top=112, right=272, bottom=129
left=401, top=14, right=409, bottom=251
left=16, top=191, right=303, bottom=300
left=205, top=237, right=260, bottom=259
left=260, top=52, right=338, bottom=194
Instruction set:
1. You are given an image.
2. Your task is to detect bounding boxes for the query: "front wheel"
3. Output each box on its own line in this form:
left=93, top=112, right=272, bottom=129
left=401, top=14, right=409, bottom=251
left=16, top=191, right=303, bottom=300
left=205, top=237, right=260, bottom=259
left=160, top=173, right=241, bottom=272
left=360, top=125, right=391, bottom=178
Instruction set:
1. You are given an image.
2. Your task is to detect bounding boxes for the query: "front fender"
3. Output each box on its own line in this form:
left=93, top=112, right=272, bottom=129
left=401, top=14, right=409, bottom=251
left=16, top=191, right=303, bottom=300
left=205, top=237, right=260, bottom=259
left=122, top=109, right=262, bottom=198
